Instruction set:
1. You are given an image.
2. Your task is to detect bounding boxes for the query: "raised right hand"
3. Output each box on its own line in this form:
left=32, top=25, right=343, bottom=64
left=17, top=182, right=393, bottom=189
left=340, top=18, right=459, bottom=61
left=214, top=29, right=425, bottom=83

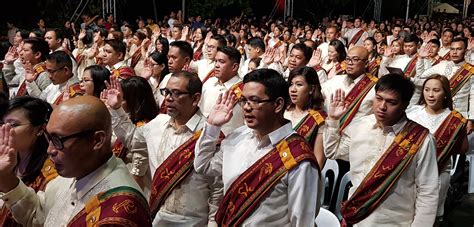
left=328, top=89, right=348, bottom=120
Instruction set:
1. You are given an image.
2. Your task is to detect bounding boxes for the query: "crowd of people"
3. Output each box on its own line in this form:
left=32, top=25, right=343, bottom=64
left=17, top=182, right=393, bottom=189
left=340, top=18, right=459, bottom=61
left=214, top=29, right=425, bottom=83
left=0, top=9, right=473, bottom=226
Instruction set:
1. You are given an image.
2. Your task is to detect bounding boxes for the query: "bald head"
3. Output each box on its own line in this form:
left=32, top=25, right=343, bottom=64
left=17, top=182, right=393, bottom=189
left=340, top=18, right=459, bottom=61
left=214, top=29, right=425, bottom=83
left=348, top=46, right=369, bottom=60
left=54, top=96, right=111, bottom=136
left=346, top=46, right=369, bottom=78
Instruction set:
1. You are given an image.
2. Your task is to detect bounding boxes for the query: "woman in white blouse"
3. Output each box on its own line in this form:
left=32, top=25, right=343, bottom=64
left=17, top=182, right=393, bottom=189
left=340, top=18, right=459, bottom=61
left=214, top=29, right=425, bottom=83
left=407, top=74, right=469, bottom=223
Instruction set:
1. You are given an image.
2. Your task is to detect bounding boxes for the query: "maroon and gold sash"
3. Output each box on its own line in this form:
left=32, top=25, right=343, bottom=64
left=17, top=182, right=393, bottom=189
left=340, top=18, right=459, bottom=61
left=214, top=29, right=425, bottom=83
left=367, top=57, right=381, bottom=77
left=449, top=63, right=474, bottom=97
left=112, top=121, right=146, bottom=160
left=202, top=68, right=216, bottom=84
left=112, top=66, right=136, bottom=80
left=339, top=74, right=378, bottom=132
left=434, top=110, right=467, bottom=171
left=442, top=51, right=451, bottom=60
left=130, top=49, right=142, bottom=69
left=403, top=55, right=418, bottom=78
left=53, top=82, right=84, bottom=105
left=341, top=120, right=429, bottom=224
left=230, top=81, right=244, bottom=100
left=349, top=29, right=365, bottom=46
left=294, top=109, right=326, bottom=145
left=0, top=159, right=58, bottom=227
left=335, top=61, right=347, bottom=75
left=16, top=62, right=46, bottom=97
left=215, top=134, right=318, bottom=226
left=68, top=186, right=151, bottom=227
left=193, top=50, right=203, bottom=61
left=432, top=56, right=442, bottom=66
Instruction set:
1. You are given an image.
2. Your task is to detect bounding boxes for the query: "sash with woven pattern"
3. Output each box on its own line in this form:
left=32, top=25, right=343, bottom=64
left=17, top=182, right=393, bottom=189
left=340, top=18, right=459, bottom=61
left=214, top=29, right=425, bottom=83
left=112, top=121, right=146, bottom=160
left=68, top=186, right=151, bottom=227
left=341, top=120, right=429, bottom=224
left=0, top=159, right=58, bottom=227
left=339, top=74, right=378, bottom=132
left=403, top=55, right=418, bottom=78
left=293, top=109, right=326, bottom=145
left=16, top=62, right=46, bottom=97
left=368, top=57, right=381, bottom=78
left=215, top=134, right=317, bottom=226
left=112, top=66, right=135, bottom=80
left=433, top=110, right=467, bottom=171
left=53, top=82, right=84, bottom=105
left=130, top=49, right=142, bottom=69
left=449, top=63, right=474, bottom=97
left=335, top=61, right=347, bottom=75
left=442, top=51, right=451, bottom=60
left=349, top=29, right=365, bottom=46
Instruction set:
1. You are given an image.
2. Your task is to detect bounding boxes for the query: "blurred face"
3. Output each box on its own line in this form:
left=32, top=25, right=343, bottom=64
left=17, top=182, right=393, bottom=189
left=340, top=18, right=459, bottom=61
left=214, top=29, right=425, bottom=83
left=44, top=31, right=61, bottom=50
left=363, top=39, right=375, bottom=52
left=38, top=19, right=45, bottom=27
left=45, top=60, right=69, bottom=85
left=289, top=75, right=312, bottom=107
left=450, top=41, right=466, bottom=63
left=131, top=35, right=142, bottom=46
left=328, top=45, right=339, bottom=62
left=194, top=28, right=203, bottom=41
left=354, top=19, right=361, bottom=28
left=156, top=40, right=164, bottom=52
left=283, top=31, right=291, bottom=41
left=373, top=90, right=406, bottom=127
left=392, top=27, right=401, bottom=37
left=80, top=70, right=94, bottom=96
left=19, top=43, right=38, bottom=64
left=273, top=27, right=281, bottom=37
left=305, top=30, right=312, bottom=40
left=164, top=76, right=199, bottom=118
left=138, top=20, right=145, bottom=28
left=423, top=79, right=445, bottom=112
left=248, top=45, right=261, bottom=59
left=14, top=31, right=23, bottom=46
left=248, top=61, right=257, bottom=72
left=288, top=49, right=307, bottom=71
left=172, top=27, right=182, bottom=40
left=241, top=82, right=279, bottom=130
left=391, top=41, right=402, bottom=54
left=94, top=32, right=104, bottom=43
left=429, top=44, right=440, bottom=58
left=326, top=27, right=337, bottom=42
left=206, top=38, right=219, bottom=60
left=463, top=27, right=471, bottom=37
left=442, top=32, right=453, bottom=46
left=2, top=109, right=41, bottom=154
left=377, top=43, right=386, bottom=55
left=101, top=44, right=123, bottom=66
left=403, top=41, right=417, bottom=56
left=374, top=32, right=384, bottom=43
left=123, top=27, right=133, bottom=37
left=167, top=46, right=188, bottom=72
left=214, top=52, right=237, bottom=81
left=149, top=58, right=164, bottom=77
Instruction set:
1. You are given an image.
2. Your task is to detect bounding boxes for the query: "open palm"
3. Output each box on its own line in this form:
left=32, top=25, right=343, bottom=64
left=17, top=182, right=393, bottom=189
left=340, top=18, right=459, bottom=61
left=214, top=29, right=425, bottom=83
left=101, top=76, right=123, bottom=110
left=0, top=124, right=17, bottom=175
left=329, top=89, right=348, bottom=120
left=207, top=90, right=237, bottom=126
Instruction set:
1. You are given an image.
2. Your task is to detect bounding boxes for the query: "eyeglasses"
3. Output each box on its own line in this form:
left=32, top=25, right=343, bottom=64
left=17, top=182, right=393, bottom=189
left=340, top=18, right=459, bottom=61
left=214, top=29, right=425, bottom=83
left=80, top=78, right=93, bottom=83
left=237, top=96, right=274, bottom=108
left=160, top=88, right=190, bottom=99
left=345, top=57, right=367, bottom=64
left=46, top=66, right=65, bottom=74
left=44, top=129, right=96, bottom=150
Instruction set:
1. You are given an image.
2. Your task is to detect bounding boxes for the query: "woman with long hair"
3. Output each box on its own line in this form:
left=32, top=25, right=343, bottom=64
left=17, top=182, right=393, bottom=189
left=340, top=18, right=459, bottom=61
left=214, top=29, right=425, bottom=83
left=80, top=65, right=111, bottom=97
left=364, top=37, right=381, bottom=77
left=284, top=67, right=326, bottom=168
left=192, top=27, right=207, bottom=61
left=407, top=74, right=469, bottom=224
left=322, top=40, right=347, bottom=80
left=0, top=97, right=57, bottom=226
left=141, top=51, right=169, bottom=104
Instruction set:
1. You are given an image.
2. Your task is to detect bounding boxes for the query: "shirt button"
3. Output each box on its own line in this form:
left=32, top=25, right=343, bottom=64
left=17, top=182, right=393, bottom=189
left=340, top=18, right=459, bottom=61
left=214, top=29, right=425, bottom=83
left=282, top=152, right=288, bottom=158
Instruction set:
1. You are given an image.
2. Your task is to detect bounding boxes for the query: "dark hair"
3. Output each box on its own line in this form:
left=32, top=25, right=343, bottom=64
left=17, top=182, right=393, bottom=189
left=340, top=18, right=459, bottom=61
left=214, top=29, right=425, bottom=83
left=418, top=74, right=453, bottom=110
left=171, top=71, right=202, bottom=95
left=403, top=34, right=419, bottom=44
left=364, top=37, right=379, bottom=58
left=46, top=50, right=72, bottom=68
left=30, top=29, right=45, bottom=38
left=170, top=40, right=193, bottom=59
left=452, top=37, right=468, bottom=49
left=291, top=43, right=312, bottom=62
left=248, top=37, right=266, bottom=52
left=1, top=97, right=52, bottom=184
left=121, top=77, right=158, bottom=124
left=16, top=29, right=30, bottom=39
left=212, top=34, right=228, bottom=48
left=23, top=38, right=50, bottom=61
left=109, top=31, right=124, bottom=41
left=93, top=27, right=108, bottom=38
left=149, top=51, right=170, bottom=82
left=375, top=73, right=414, bottom=104
left=46, top=28, right=64, bottom=40
left=287, top=67, right=324, bottom=110
left=133, top=31, right=147, bottom=41
left=105, top=39, right=127, bottom=58
left=83, top=65, right=111, bottom=97
left=156, top=36, right=169, bottom=56
left=428, top=38, right=441, bottom=47
left=329, top=40, right=347, bottom=63
left=442, top=28, right=455, bottom=36
left=225, top=34, right=237, bottom=47
left=217, top=46, right=241, bottom=64
left=249, top=57, right=261, bottom=67
left=243, top=68, right=289, bottom=113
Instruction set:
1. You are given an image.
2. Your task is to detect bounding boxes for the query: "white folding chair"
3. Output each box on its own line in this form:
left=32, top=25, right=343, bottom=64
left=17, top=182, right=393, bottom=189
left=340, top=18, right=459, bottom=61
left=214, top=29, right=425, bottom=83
left=315, top=207, right=340, bottom=227
left=334, top=172, right=352, bottom=220
left=320, top=159, right=339, bottom=208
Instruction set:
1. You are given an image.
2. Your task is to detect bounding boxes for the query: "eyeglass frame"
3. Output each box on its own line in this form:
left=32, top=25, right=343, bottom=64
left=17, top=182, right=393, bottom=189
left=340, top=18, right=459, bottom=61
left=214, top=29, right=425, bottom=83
left=46, top=65, right=66, bottom=74
left=345, top=56, right=367, bottom=64
left=44, top=129, right=97, bottom=150
left=237, top=96, right=275, bottom=108
left=159, top=88, right=191, bottom=99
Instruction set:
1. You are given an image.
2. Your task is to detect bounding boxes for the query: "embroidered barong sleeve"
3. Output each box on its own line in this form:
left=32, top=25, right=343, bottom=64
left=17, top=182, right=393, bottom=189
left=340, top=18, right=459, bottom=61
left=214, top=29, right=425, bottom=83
left=207, top=177, right=223, bottom=227
left=378, top=56, right=393, bottom=76
left=26, top=72, right=51, bottom=97
left=412, top=134, right=439, bottom=227
left=194, top=123, right=223, bottom=177
left=322, top=119, right=351, bottom=161
left=287, top=161, right=321, bottom=227
left=0, top=180, right=51, bottom=227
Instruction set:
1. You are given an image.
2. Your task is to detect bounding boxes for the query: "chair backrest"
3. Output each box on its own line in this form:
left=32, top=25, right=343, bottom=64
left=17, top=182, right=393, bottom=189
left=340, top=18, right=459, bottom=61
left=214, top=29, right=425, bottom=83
left=320, top=159, right=339, bottom=207
left=334, top=171, right=352, bottom=220
left=315, top=207, right=340, bottom=227
left=450, top=154, right=459, bottom=176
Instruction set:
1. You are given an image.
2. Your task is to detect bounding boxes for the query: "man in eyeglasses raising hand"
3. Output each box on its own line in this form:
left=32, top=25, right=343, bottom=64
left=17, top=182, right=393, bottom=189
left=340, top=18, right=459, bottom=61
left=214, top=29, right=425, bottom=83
left=0, top=95, right=151, bottom=226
